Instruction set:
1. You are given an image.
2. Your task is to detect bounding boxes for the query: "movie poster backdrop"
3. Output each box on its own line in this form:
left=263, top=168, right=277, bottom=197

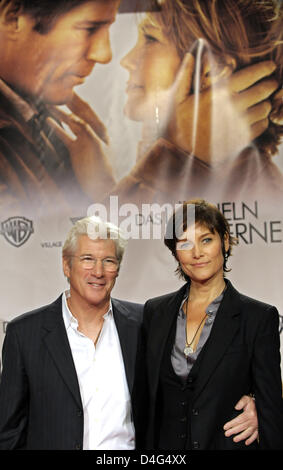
left=0, top=1, right=283, bottom=370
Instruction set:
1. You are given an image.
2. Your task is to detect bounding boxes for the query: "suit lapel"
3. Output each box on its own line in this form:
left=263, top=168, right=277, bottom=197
left=41, top=296, right=82, bottom=409
left=148, top=285, right=188, bottom=397
left=192, top=282, right=241, bottom=400
left=112, top=299, right=140, bottom=394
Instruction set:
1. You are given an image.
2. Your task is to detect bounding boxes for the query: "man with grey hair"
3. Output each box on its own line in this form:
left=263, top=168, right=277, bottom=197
left=0, top=216, right=143, bottom=450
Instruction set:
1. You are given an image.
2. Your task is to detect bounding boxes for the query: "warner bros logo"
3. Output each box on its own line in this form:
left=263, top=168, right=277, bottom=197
left=1, top=216, right=34, bottom=247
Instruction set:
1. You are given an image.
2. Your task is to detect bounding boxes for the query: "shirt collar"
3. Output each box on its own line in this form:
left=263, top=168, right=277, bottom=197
left=62, top=290, right=113, bottom=331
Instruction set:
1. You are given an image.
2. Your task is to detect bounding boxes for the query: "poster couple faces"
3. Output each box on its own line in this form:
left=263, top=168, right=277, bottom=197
left=0, top=0, right=282, bottom=216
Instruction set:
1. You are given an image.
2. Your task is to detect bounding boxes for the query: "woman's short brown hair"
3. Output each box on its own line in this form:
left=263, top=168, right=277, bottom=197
left=164, top=198, right=237, bottom=280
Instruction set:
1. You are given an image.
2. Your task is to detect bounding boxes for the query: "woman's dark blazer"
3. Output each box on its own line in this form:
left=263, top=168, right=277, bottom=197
left=133, top=280, right=283, bottom=450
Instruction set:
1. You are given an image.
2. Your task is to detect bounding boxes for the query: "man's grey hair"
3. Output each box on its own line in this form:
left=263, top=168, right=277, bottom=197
left=62, top=216, right=128, bottom=265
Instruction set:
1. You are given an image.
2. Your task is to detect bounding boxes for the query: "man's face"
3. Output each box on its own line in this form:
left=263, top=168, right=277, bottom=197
left=4, top=1, right=120, bottom=104
left=63, top=235, right=119, bottom=311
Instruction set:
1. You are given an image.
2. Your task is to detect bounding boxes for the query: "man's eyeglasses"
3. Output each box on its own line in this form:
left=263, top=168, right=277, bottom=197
left=71, top=255, right=119, bottom=272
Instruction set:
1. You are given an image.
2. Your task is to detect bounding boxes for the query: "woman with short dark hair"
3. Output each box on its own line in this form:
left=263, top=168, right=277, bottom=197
left=133, top=199, right=283, bottom=449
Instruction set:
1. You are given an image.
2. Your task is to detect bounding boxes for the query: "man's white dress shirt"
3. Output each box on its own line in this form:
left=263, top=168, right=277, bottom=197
left=62, top=292, right=135, bottom=450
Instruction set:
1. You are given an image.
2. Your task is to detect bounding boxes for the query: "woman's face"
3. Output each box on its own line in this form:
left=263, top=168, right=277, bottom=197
left=120, top=13, right=182, bottom=122
left=176, top=223, right=229, bottom=284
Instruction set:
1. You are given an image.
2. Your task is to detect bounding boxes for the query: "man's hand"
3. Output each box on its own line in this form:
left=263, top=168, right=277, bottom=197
left=167, top=55, right=278, bottom=164
left=47, top=93, right=115, bottom=201
left=223, top=395, right=258, bottom=445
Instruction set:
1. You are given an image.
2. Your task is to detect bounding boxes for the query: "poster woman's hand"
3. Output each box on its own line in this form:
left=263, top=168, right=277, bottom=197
left=167, top=56, right=278, bottom=164
left=47, top=93, right=115, bottom=200
left=270, top=88, right=283, bottom=125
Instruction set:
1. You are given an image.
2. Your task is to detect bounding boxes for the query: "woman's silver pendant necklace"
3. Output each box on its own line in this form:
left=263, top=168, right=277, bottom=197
left=184, top=345, right=194, bottom=357
left=184, top=299, right=207, bottom=357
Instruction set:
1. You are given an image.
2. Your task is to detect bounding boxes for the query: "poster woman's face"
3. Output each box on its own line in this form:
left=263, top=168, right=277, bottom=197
left=121, top=14, right=181, bottom=122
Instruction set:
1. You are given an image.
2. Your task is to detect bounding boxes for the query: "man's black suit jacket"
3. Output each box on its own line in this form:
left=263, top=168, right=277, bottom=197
left=133, top=280, right=283, bottom=450
left=0, top=295, right=143, bottom=450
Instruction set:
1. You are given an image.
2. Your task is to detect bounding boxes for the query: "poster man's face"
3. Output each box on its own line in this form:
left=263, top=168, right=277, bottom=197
left=5, top=0, right=120, bottom=104
left=121, top=14, right=181, bottom=122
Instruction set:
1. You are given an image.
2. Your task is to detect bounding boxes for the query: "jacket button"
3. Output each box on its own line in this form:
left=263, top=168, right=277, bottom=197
left=192, top=408, right=199, bottom=416
left=180, top=416, right=187, bottom=422
left=193, top=441, right=200, bottom=449
left=77, top=410, right=83, bottom=417
left=75, top=443, right=82, bottom=450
